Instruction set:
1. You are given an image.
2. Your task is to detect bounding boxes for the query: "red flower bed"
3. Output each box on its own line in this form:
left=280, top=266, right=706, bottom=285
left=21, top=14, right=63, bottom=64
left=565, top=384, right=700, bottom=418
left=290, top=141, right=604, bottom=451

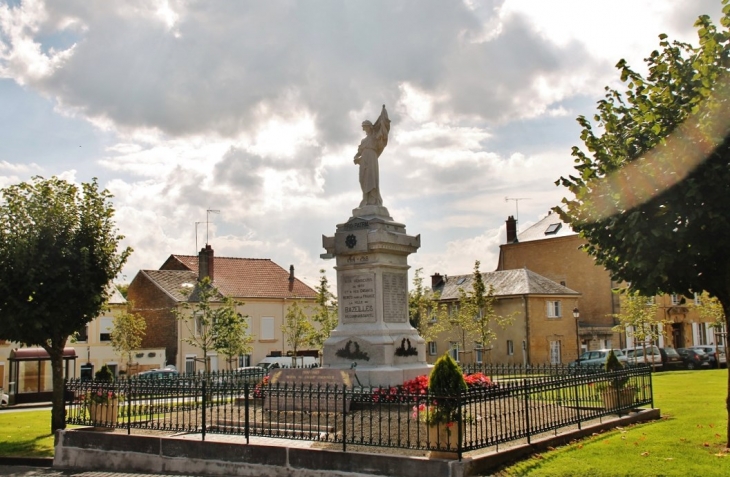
left=371, top=372, right=495, bottom=403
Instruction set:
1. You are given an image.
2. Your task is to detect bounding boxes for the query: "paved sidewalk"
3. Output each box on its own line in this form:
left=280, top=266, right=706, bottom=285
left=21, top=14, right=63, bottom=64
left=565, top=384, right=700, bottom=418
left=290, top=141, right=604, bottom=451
left=0, top=467, right=201, bottom=477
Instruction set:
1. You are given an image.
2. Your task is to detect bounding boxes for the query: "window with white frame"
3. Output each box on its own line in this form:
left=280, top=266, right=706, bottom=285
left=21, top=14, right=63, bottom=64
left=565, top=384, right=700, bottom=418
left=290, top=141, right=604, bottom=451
left=546, top=301, right=562, bottom=318
left=449, top=342, right=460, bottom=362
left=238, top=354, right=251, bottom=367
left=185, top=355, right=197, bottom=374
left=507, top=340, right=514, bottom=356
left=671, top=294, right=680, bottom=305
left=698, top=322, right=708, bottom=345
left=99, top=318, right=113, bottom=342
left=694, top=292, right=702, bottom=305
left=194, top=314, right=203, bottom=337
left=474, top=342, right=484, bottom=363
left=428, top=341, right=437, bottom=356
left=549, top=340, right=561, bottom=364
left=260, top=317, right=275, bottom=340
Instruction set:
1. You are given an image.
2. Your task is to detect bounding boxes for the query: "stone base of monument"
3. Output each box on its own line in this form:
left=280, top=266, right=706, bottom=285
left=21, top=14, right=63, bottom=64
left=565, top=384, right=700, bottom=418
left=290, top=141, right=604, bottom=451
left=323, top=332, right=432, bottom=387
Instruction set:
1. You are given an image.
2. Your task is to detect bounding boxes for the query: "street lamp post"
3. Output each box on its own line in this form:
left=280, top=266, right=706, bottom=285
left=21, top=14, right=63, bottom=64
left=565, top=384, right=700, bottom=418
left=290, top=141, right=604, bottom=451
left=573, top=308, right=580, bottom=363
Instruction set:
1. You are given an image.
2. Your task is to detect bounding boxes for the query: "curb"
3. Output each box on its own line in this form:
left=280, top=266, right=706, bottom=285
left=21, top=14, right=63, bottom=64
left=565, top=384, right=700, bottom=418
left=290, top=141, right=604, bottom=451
left=0, top=457, right=54, bottom=467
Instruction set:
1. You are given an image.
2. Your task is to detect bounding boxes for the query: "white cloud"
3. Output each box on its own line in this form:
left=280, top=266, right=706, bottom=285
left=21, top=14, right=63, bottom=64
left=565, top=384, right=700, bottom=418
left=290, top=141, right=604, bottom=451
left=0, top=0, right=719, bottom=288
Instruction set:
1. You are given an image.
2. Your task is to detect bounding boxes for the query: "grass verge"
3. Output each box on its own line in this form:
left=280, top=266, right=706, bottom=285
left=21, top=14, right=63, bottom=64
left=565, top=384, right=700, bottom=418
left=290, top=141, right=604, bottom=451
left=0, top=411, right=55, bottom=458
left=498, top=369, right=729, bottom=476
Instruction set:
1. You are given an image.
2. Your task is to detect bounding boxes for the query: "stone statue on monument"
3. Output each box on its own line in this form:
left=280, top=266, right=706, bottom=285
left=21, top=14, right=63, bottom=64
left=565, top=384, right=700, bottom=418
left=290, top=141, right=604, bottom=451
left=354, top=105, right=390, bottom=207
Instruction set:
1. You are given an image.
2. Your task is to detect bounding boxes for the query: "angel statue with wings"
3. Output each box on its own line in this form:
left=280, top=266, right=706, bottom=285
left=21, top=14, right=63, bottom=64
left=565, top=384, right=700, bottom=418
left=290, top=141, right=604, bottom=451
left=354, top=105, right=390, bottom=207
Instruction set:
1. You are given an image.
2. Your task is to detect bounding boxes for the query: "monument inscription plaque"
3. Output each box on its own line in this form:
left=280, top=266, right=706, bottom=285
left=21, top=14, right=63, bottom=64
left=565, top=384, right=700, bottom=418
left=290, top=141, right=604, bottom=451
left=382, top=272, right=408, bottom=323
left=265, top=369, right=355, bottom=412
left=341, top=272, right=376, bottom=323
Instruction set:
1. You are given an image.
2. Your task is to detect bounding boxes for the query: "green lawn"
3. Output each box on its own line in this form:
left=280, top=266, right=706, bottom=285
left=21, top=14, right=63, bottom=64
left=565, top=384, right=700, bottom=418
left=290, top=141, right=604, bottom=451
left=0, top=410, right=56, bottom=458
left=2, top=369, right=729, bottom=476
left=498, top=369, right=729, bottom=476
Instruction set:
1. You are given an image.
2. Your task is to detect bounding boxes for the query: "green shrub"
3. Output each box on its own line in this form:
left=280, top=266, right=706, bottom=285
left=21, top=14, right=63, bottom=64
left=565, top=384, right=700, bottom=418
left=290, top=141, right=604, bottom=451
left=95, top=365, right=114, bottom=382
left=426, top=354, right=467, bottom=425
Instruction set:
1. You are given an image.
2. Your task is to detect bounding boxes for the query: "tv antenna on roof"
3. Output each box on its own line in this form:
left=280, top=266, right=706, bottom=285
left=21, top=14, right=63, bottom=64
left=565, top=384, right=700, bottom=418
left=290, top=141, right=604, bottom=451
left=206, top=209, right=220, bottom=246
left=505, top=197, right=530, bottom=232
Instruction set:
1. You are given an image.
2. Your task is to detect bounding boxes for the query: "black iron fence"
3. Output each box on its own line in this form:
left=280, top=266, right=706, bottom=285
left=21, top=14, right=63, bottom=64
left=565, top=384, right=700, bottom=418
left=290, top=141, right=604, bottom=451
left=65, top=364, right=653, bottom=459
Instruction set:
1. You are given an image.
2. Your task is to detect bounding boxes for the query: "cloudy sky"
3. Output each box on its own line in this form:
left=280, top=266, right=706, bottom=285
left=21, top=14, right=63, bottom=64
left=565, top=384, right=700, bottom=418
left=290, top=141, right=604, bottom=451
left=0, top=0, right=723, bottom=290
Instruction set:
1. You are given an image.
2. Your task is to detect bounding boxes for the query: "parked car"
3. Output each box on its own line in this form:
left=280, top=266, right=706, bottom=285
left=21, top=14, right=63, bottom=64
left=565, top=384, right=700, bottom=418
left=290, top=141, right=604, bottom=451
left=136, top=368, right=180, bottom=379
left=622, top=346, right=663, bottom=370
left=658, top=347, right=684, bottom=370
left=676, top=348, right=711, bottom=369
left=571, top=349, right=627, bottom=367
left=689, top=345, right=726, bottom=368
left=1, top=388, right=8, bottom=407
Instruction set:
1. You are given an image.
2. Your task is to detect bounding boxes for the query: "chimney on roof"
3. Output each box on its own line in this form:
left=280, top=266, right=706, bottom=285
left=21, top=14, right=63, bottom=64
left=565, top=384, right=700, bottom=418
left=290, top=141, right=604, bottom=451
left=289, top=265, right=295, bottom=283
left=506, top=215, right=518, bottom=244
left=199, top=245, right=214, bottom=282
left=431, top=273, right=444, bottom=290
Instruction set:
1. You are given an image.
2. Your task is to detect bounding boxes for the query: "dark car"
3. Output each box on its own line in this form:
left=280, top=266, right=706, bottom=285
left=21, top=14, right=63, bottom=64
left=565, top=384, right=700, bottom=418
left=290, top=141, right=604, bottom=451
left=676, top=348, right=711, bottom=370
left=658, top=347, right=683, bottom=370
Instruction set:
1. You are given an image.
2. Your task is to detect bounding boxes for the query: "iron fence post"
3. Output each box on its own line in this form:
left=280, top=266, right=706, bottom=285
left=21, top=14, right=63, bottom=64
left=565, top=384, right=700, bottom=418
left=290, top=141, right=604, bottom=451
left=524, top=379, right=530, bottom=445
left=342, top=385, right=347, bottom=453
left=573, top=375, right=582, bottom=430
left=244, top=381, right=250, bottom=444
left=127, top=377, right=131, bottom=435
left=202, top=379, right=207, bottom=441
left=457, top=391, right=463, bottom=461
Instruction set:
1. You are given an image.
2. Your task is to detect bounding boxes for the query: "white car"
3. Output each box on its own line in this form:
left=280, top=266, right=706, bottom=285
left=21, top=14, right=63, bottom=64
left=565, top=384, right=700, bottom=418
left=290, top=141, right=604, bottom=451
left=623, top=346, right=663, bottom=369
left=1, top=389, right=8, bottom=408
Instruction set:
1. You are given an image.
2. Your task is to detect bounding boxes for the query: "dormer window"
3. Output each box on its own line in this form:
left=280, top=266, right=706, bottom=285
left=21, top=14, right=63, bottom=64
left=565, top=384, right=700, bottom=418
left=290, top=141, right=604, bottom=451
left=545, top=223, right=562, bottom=235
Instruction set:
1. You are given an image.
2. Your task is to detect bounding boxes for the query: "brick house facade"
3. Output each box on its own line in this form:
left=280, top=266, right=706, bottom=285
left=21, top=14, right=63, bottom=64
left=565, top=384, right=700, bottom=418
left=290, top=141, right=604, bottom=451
left=127, top=245, right=318, bottom=372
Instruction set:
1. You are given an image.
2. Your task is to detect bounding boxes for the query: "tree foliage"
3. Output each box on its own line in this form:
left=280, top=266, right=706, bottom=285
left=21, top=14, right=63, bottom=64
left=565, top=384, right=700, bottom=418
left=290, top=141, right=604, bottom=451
left=449, top=261, right=514, bottom=363
left=307, top=270, right=338, bottom=352
left=213, top=308, right=253, bottom=370
left=0, top=176, right=131, bottom=432
left=173, top=276, right=245, bottom=373
left=611, top=291, right=663, bottom=369
left=283, top=300, right=314, bottom=358
left=110, top=306, right=147, bottom=369
left=556, top=5, right=730, bottom=445
left=408, top=268, right=447, bottom=343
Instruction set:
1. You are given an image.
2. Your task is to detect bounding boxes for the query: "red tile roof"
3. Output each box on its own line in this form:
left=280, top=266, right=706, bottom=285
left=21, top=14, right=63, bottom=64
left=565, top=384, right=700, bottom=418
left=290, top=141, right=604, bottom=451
left=160, top=254, right=317, bottom=300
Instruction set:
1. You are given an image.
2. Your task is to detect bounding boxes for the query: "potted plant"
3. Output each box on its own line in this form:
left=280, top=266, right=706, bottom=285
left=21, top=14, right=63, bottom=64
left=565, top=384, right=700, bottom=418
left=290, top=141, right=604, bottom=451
left=600, top=350, right=636, bottom=412
left=414, top=354, right=467, bottom=459
left=87, top=365, right=120, bottom=427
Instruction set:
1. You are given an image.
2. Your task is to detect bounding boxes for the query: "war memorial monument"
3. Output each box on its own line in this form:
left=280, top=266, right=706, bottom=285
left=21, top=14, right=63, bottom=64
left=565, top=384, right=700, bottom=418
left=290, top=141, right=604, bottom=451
left=321, top=105, right=431, bottom=386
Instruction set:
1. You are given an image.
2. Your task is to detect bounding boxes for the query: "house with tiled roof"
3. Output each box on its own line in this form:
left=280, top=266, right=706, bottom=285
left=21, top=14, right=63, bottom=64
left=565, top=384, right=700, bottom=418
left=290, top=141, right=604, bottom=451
left=496, top=209, right=727, bottom=356
left=127, top=245, right=318, bottom=372
left=426, top=268, right=580, bottom=365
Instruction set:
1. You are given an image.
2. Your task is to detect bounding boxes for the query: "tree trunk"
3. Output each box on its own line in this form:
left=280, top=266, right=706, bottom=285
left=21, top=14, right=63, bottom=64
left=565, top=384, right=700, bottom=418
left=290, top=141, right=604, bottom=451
left=714, top=284, right=730, bottom=450
left=46, top=340, right=67, bottom=433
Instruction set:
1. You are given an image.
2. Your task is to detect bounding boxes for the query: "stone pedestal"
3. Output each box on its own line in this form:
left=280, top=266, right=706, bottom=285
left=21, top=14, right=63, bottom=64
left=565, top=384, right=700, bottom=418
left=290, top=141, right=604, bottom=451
left=321, top=206, right=431, bottom=387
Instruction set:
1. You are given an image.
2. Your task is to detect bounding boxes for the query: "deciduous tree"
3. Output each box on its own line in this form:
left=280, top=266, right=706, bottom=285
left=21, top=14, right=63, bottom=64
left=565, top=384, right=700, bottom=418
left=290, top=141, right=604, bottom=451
left=174, top=276, right=242, bottom=374
left=556, top=5, right=730, bottom=444
left=611, top=291, right=662, bottom=370
left=283, top=300, right=313, bottom=362
left=408, top=268, right=447, bottom=343
left=0, top=176, right=131, bottom=432
left=307, top=270, right=338, bottom=356
left=110, top=306, right=147, bottom=371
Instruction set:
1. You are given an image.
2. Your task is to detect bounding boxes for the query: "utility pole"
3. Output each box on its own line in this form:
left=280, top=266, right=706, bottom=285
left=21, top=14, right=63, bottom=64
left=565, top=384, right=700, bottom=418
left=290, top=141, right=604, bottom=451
left=505, top=197, right=530, bottom=233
